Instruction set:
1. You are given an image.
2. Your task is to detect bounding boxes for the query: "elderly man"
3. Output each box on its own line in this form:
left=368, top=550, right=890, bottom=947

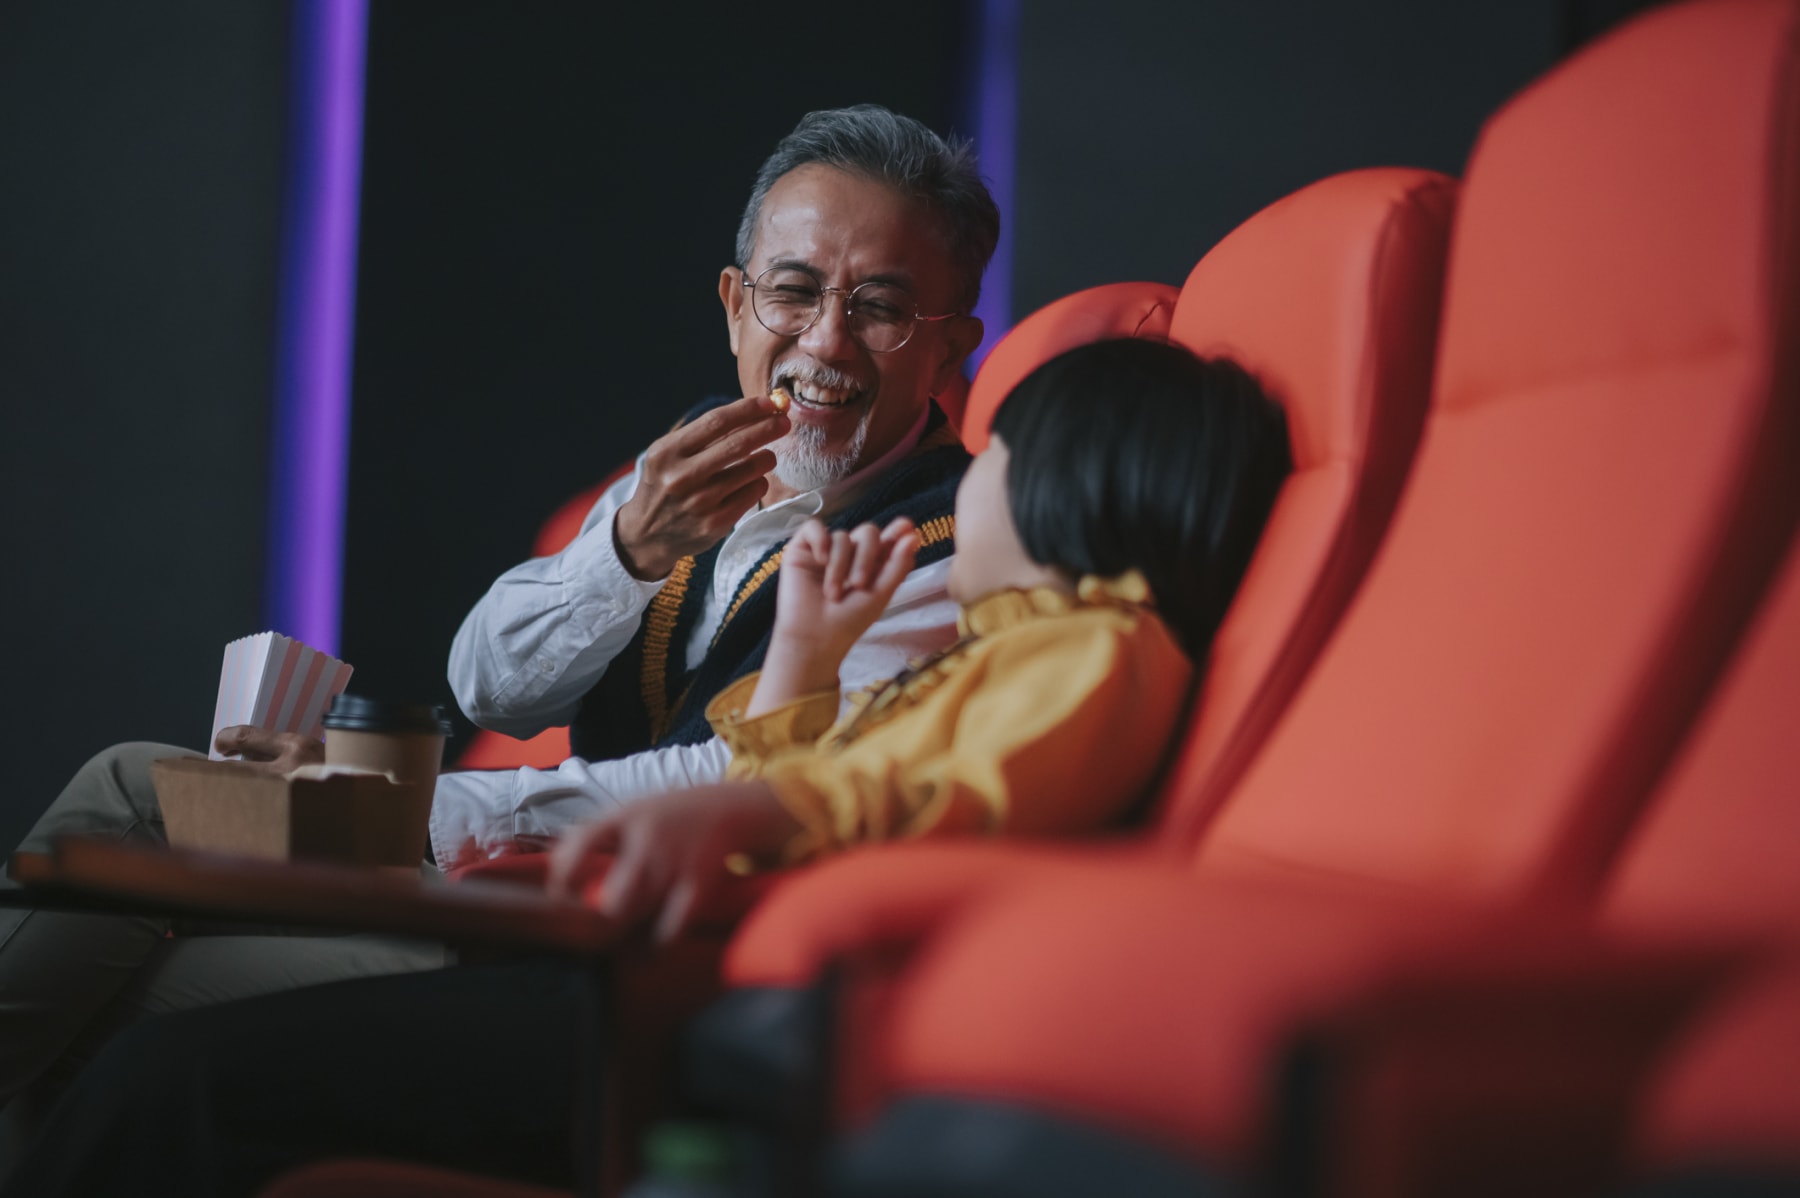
left=0, top=103, right=996, bottom=1165
left=430, top=102, right=992, bottom=867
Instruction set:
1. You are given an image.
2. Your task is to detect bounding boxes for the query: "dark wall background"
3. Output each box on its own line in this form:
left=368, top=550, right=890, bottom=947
left=1, top=2, right=286, bottom=850
left=6, top=1, right=1626, bottom=847
left=1012, top=0, right=1562, bottom=314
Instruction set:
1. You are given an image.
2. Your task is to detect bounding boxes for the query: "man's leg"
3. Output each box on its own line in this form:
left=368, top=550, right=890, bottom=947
left=0, top=742, right=190, bottom=1103
left=1, top=958, right=590, bottom=1198
left=0, top=743, right=449, bottom=1141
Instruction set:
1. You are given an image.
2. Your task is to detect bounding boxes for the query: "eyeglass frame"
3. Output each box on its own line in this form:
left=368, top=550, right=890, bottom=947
left=737, top=264, right=963, bottom=353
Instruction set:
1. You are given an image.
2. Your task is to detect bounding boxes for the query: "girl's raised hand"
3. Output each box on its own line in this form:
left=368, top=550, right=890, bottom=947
left=750, top=517, right=919, bottom=714
left=785, top=515, right=919, bottom=621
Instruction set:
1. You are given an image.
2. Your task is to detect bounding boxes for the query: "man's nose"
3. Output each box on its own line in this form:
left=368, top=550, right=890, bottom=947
left=800, top=287, right=860, bottom=359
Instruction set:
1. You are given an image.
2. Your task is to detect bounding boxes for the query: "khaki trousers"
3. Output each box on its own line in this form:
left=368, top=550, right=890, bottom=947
left=0, top=742, right=449, bottom=1126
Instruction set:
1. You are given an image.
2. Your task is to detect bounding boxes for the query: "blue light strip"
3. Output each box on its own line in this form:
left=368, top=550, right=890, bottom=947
left=967, top=0, right=1020, bottom=373
left=263, top=0, right=369, bottom=655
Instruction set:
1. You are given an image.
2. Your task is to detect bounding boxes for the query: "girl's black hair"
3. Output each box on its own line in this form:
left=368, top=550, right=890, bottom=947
left=990, top=338, right=1293, bottom=660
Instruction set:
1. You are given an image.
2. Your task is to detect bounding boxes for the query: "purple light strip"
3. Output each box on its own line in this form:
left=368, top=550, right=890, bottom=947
left=966, top=0, right=1020, bottom=373
left=264, top=0, right=369, bottom=656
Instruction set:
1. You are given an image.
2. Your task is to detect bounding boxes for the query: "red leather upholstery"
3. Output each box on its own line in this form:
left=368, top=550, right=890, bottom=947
left=812, top=0, right=1800, bottom=1176
left=1155, top=167, right=1452, bottom=846
left=1609, top=529, right=1800, bottom=1175
left=958, top=280, right=1177, bottom=452
left=725, top=166, right=1456, bottom=990
left=1634, top=959, right=1800, bottom=1177
left=1278, top=520, right=1800, bottom=1198
left=1189, top=0, right=1797, bottom=900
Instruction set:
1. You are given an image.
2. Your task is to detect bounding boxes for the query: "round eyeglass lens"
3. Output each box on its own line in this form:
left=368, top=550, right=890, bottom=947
left=749, top=268, right=919, bottom=352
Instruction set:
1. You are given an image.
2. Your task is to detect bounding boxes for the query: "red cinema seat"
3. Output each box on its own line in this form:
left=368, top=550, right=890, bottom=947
left=723, top=164, right=1456, bottom=996
left=1607, top=546, right=1800, bottom=1192
left=800, top=0, right=1800, bottom=1190
left=657, top=164, right=1452, bottom=1195
left=1289, top=531, right=1800, bottom=1198
left=958, top=279, right=1178, bottom=452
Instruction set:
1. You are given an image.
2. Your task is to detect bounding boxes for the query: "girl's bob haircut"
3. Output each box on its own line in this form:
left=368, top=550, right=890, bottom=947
left=989, top=337, right=1292, bottom=659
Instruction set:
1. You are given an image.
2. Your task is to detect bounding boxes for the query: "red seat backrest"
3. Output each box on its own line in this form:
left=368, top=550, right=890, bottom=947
left=959, top=280, right=1178, bottom=452
left=1192, top=0, right=1800, bottom=901
left=1151, top=168, right=1455, bottom=847
left=1609, top=536, right=1800, bottom=1175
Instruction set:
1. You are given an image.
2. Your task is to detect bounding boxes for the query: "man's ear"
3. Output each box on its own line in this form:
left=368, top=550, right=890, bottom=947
left=929, top=315, right=985, bottom=398
left=719, top=266, right=746, bottom=357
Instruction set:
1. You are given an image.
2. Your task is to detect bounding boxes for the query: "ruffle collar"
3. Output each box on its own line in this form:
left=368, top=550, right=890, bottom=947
left=957, top=569, right=1154, bottom=638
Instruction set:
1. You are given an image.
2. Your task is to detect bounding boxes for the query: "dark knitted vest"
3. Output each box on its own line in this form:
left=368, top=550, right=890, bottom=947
left=569, top=401, right=968, bottom=763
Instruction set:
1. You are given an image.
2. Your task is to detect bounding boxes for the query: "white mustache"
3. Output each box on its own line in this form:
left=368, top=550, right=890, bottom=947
left=771, top=360, right=869, bottom=396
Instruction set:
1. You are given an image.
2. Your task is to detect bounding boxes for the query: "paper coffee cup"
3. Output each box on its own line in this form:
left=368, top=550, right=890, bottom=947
left=321, top=695, right=454, bottom=864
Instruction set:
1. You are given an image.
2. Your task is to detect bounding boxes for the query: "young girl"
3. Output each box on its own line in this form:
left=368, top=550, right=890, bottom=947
left=548, top=336, right=1292, bottom=939
left=2, top=337, right=1291, bottom=1197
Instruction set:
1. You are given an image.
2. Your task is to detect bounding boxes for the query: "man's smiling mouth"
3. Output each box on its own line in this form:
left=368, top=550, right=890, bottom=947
left=775, top=371, right=867, bottom=411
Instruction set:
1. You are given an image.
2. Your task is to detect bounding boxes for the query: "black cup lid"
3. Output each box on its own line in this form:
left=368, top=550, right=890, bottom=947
left=322, top=694, right=454, bottom=736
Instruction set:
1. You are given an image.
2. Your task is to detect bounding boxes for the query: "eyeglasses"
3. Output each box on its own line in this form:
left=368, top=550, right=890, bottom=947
left=742, top=266, right=959, bottom=353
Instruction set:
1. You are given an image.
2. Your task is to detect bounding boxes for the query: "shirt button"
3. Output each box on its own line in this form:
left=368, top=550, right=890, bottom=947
left=538, top=658, right=555, bottom=675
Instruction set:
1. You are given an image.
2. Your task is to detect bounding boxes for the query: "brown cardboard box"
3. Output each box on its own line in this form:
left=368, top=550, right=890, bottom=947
left=151, top=758, right=431, bottom=867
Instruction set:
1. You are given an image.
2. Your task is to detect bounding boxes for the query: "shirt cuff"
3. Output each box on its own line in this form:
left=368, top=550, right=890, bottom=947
left=556, top=509, right=664, bottom=619
left=705, top=674, right=841, bottom=765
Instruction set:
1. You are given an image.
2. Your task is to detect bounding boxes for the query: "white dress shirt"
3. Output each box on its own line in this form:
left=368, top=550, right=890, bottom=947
left=431, top=407, right=960, bottom=866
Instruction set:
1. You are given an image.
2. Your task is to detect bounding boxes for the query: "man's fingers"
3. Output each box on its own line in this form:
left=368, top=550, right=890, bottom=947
left=215, top=725, right=278, bottom=760
left=697, top=448, right=779, bottom=503
left=662, top=395, right=784, bottom=457
left=687, top=411, right=790, bottom=479
left=711, top=475, right=771, bottom=527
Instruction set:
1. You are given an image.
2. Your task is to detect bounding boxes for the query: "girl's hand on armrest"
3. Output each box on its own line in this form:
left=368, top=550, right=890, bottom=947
left=545, top=781, right=798, bottom=943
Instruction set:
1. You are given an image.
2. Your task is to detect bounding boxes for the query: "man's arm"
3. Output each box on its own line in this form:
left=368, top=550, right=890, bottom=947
left=448, top=395, right=791, bottom=738
left=446, top=464, right=662, bottom=738
left=431, top=552, right=962, bottom=863
left=427, top=738, right=735, bottom=868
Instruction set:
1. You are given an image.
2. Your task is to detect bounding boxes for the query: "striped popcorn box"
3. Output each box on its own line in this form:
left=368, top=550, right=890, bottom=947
left=208, top=633, right=355, bottom=760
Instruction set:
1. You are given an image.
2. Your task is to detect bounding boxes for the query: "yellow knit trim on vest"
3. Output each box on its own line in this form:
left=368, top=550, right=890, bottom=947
left=716, top=550, right=787, bottom=644
left=914, top=514, right=956, bottom=551
left=640, top=555, right=695, bottom=743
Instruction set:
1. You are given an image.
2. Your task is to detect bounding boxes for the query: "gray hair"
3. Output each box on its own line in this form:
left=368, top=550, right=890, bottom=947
left=734, top=104, right=1000, bottom=313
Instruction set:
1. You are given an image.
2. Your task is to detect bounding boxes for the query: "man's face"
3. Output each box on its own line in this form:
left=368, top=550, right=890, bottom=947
left=720, top=164, right=980, bottom=492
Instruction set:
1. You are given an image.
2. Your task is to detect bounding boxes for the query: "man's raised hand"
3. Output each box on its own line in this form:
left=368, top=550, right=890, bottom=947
left=613, top=395, right=790, bottom=581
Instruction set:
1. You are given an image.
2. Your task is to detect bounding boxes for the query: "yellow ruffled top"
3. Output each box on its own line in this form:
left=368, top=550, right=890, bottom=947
left=705, top=570, right=1191, bottom=869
